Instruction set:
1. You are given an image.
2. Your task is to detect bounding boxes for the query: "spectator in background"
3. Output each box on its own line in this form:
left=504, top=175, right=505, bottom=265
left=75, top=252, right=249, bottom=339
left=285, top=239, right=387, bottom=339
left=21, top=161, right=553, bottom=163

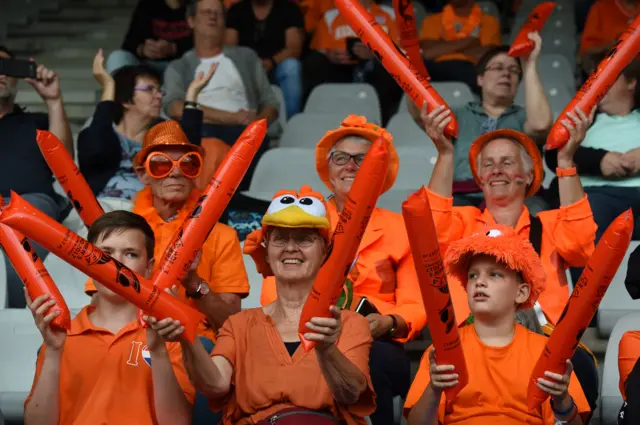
left=546, top=55, right=640, bottom=242
left=257, top=116, right=427, bottom=425
left=419, top=0, right=501, bottom=93
left=409, top=39, right=552, bottom=212
left=106, top=0, right=193, bottom=75
left=164, top=0, right=278, bottom=188
left=78, top=49, right=213, bottom=200
left=0, top=46, right=73, bottom=308
left=300, top=0, right=335, bottom=33
left=580, top=0, right=640, bottom=60
left=304, top=0, right=402, bottom=124
left=225, top=0, right=305, bottom=118
left=24, top=211, right=196, bottom=425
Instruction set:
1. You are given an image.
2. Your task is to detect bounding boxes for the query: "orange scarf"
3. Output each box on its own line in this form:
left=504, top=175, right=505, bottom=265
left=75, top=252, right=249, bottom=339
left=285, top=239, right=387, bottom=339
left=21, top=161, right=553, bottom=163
left=442, top=3, right=482, bottom=40
left=132, top=186, right=202, bottom=259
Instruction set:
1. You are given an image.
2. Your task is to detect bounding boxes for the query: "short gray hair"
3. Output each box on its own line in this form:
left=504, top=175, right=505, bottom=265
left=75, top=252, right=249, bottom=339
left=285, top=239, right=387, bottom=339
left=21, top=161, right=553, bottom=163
left=326, top=135, right=372, bottom=159
left=186, top=0, right=225, bottom=19
left=476, top=138, right=534, bottom=176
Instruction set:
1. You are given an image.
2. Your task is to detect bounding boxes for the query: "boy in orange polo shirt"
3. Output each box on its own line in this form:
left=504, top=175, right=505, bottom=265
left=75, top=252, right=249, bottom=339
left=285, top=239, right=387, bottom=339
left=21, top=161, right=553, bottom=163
left=24, top=211, right=195, bottom=425
left=404, top=226, right=590, bottom=425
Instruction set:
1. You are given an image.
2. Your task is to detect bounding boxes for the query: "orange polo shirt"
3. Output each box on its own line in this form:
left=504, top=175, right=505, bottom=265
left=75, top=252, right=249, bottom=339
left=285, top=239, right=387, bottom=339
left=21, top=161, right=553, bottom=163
left=299, top=0, right=335, bottom=33
left=311, top=4, right=398, bottom=51
left=619, top=330, right=640, bottom=399
left=260, top=201, right=427, bottom=342
left=425, top=188, right=597, bottom=325
left=24, top=306, right=196, bottom=425
left=403, top=324, right=591, bottom=424
left=580, top=0, right=638, bottom=54
left=419, top=10, right=500, bottom=63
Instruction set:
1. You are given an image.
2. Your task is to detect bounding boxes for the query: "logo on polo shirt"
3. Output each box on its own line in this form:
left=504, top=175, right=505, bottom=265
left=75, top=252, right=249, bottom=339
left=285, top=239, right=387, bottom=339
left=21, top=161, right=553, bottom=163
left=142, top=345, right=152, bottom=367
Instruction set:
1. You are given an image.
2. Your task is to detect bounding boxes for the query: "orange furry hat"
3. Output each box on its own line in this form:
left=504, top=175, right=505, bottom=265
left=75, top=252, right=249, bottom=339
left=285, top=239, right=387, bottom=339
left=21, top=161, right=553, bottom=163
left=444, top=225, right=546, bottom=310
left=243, top=186, right=331, bottom=277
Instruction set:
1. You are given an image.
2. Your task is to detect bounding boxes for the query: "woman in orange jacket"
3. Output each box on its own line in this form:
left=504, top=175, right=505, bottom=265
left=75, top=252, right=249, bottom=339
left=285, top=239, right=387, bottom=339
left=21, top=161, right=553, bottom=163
left=258, top=114, right=427, bottom=425
left=419, top=103, right=597, bottom=327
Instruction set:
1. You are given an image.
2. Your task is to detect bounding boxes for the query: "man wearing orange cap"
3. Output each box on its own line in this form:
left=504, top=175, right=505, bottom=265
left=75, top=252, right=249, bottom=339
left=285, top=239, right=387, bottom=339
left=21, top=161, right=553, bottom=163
left=257, top=115, right=426, bottom=425
left=404, top=226, right=590, bottom=425
left=86, top=120, right=249, bottom=335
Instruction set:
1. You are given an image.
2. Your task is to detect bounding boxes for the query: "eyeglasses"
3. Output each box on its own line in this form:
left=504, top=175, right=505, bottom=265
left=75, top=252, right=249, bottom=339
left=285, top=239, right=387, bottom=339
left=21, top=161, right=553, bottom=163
left=144, top=151, right=203, bottom=179
left=269, top=232, right=320, bottom=248
left=134, top=84, right=165, bottom=96
left=329, top=151, right=366, bottom=167
left=484, top=65, right=521, bottom=76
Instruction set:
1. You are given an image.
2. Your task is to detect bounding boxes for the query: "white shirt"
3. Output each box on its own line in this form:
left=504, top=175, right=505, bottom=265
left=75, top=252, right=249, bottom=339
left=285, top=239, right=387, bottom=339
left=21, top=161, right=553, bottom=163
left=195, top=54, right=249, bottom=112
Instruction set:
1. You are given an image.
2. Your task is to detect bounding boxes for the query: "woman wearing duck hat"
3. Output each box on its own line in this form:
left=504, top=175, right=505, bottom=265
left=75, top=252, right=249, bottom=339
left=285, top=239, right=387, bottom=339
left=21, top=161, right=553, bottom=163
left=253, top=115, right=426, bottom=425
left=420, top=103, right=598, bottom=329
left=176, top=186, right=376, bottom=425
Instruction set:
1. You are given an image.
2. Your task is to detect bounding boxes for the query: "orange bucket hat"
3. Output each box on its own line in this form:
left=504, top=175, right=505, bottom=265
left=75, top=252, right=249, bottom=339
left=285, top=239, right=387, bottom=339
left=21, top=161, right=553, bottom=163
left=444, top=225, right=546, bottom=310
left=315, top=115, right=399, bottom=193
left=468, top=129, right=543, bottom=198
left=242, top=185, right=331, bottom=277
left=133, top=120, right=205, bottom=167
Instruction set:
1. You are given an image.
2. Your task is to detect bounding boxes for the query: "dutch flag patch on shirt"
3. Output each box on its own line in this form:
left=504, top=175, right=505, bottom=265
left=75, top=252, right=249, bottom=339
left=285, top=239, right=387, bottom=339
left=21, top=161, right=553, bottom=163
left=142, top=345, right=152, bottom=366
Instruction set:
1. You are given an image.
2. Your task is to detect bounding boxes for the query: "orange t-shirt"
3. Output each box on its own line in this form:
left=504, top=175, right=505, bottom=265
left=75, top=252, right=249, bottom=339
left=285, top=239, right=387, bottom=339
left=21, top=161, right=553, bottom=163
left=425, top=188, right=597, bottom=325
left=580, top=0, right=639, bottom=54
left=311, top=4, right=398, bottom=51
left=209, top=308, right=375, bottom=424
left=24, top=306, right=196, bottom=425
left=260, top=202, right=427, bottom=342
left=404, top=324, right=591, bottom=424
left=619, top=330, right=640, bottom=399
left=419, top=10, right=501, bottom=63
left=299, top=0, right=335, bottom=33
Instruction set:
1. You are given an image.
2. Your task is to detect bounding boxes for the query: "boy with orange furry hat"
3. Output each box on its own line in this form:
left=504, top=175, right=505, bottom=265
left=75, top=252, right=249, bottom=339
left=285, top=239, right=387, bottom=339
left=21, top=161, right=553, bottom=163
left=404, top=226, right=590, bottom=425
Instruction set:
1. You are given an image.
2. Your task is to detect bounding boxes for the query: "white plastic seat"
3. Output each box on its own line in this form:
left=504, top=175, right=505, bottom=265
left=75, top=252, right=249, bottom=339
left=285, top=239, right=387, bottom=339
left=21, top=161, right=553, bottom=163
left=387, top=113, right=430, bottom=147
left=394, top=147, right=437, bottom=191
left=305, top=83, right=381, bottom=125
left=240, top=241, right=264, bottom=309
left=278, top=113, right=346, bottom=148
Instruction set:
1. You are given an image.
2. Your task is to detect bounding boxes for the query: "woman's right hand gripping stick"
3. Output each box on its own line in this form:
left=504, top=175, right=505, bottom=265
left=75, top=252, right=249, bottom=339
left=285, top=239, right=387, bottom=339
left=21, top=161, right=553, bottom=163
left=428, top=347, right=459, bottom=394
left=421, top=103, right=454, bottom=155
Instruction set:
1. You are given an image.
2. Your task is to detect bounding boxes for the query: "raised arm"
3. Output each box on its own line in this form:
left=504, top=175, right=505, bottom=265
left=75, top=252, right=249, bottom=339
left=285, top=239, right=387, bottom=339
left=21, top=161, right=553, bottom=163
left=23, top=293, right=67, bottom=425
left=180, top=333, right=234, bottom=399
left=421, top=103, right=455, bottom=198
left=521, top=32, right=553, bottom=140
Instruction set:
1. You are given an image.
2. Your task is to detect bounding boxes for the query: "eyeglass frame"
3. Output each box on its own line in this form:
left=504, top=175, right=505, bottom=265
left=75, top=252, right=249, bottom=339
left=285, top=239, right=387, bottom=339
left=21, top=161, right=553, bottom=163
left=142, top=151, right=204, bottom=179
left=329, top=150, right=366, bottom=167
left=267, top=229, right=322, bottom=248
left=134, top=84, right=166, bottom=96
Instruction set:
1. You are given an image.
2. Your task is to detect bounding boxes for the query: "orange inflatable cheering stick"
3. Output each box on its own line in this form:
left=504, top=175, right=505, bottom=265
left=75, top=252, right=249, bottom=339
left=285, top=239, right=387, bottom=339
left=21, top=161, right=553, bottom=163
left=508, top=2, right=555, bottom=57
left=546, top=16, right=640, bottom=150
left=334, top=0, right=458, bottom=138
left=1, top=193, right=205, bottom=343
left=0, top=196, right=70, bottom=330
left=392, top=0, right=429, bottom=78
left=36, top=130, right=104, bottom=227
left=527, top=209, right=634, bottom=410
left=153, top=120, right=267, bottom=290
left=402, top=187, right=468, bottom=399
left=298, top=138, right=389, bottom=352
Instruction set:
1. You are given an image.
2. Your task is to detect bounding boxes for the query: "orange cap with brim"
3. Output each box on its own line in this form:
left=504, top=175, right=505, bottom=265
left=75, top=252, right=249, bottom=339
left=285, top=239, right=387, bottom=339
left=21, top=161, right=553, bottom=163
left=444, top=225, right=546, bottom=310
left=468, top=129, right=543, bottom=198
left=133, top=120, right=205, bottom=167
left=315, top=115, right=399, bottom=193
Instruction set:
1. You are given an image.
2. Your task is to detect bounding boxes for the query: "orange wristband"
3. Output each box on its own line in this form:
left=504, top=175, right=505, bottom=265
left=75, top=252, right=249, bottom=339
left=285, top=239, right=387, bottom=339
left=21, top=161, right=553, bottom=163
left=556, top=167, right=577, bottom=177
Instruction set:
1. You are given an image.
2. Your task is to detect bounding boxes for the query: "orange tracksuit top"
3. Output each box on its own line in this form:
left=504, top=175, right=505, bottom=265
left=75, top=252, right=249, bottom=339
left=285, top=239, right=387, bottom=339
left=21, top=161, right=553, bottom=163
left=425, top=188, right=597, bottom=325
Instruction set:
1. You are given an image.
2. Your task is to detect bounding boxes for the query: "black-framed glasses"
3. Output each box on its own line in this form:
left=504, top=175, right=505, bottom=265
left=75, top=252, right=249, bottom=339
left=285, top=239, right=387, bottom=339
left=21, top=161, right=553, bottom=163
left=330, top=151, right=366, bottom=167
left=484, top=64, right=521, bottom=76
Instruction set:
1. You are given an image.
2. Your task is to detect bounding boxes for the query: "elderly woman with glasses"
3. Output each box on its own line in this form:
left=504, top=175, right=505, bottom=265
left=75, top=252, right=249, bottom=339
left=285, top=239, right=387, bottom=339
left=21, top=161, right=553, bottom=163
left=257, top=115, right=426, bottom=425
left=148, top=186, right=375, bottom=425
left=77, top=49, right=215, bottom=201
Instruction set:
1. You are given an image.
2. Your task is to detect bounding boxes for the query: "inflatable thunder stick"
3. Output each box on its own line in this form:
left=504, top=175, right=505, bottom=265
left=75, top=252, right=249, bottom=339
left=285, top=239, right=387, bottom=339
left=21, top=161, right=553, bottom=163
left=334, top=0, right=458, bottom=138
left=527, top=209, right=634, bottom=410
left=508, top=2, right=555, bottom=57
left=401, top=188, right=468, bottom=399
left=153, top=120, right=267, bottom=290
left=0, top=197, right=70, bottom=330
left=298, top=138, right=389, bottom=352
left=36, top=130, right=104, bottom=227
left=546, top=15, right=640, bottom=150
left=392, top=0, right=429, bottom=78
left=1, top=193, right=205, bottom=343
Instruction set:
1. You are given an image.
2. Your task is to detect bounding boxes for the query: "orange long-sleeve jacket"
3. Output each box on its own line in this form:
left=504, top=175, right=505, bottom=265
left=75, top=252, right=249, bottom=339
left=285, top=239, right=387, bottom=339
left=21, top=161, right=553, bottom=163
left=260, top=200, right=427, bottom=342
left=425, top=188, right=597, bottom=325
left=619, top=330, right=640, bottom=399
